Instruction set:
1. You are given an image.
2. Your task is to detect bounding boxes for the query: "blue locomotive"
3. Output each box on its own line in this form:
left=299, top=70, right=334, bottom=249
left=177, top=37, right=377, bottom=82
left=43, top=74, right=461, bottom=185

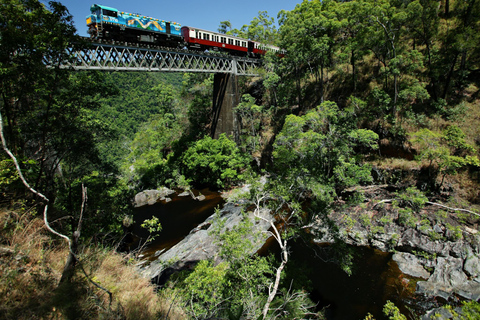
left=86, top=4, right=182, bottom=46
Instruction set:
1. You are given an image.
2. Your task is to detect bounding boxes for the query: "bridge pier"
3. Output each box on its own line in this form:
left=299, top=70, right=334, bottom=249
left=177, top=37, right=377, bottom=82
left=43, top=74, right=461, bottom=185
left=211, top=73, right=239, bottom=141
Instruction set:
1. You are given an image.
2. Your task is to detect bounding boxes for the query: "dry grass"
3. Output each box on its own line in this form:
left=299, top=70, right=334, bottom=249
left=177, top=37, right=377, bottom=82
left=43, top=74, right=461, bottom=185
left=370, top=158, right=420, bottom=171
left=0, top=206, right=187, bottom=320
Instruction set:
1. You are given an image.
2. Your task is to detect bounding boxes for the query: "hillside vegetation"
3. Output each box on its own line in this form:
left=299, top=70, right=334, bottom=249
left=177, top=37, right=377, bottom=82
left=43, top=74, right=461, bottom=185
left=1, top=0, right=480, bottom=319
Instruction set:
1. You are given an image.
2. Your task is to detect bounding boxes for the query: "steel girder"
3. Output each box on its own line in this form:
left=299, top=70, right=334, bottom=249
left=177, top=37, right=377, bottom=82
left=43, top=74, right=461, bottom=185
left=58, top=43, right=261, bottom=76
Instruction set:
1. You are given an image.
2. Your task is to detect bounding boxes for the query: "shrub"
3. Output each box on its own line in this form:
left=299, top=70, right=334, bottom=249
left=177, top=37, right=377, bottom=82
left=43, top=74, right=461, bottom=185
left=181, top=134, right=249, bottom=189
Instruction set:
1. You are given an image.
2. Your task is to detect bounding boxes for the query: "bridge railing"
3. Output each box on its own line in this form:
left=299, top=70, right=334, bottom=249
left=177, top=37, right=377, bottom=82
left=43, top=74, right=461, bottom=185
left=55, top=43, right=262, bottom=76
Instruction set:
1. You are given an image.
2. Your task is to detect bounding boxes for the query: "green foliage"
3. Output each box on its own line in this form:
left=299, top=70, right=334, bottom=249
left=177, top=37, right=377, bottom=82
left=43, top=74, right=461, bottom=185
left=395, top=187, right=428, bottom=211
left=397, top=208, right=417, bottom=228
left=182, top=260, right=230, bottom=318
left=141, top=216, right=162, bottom=234
left=230, top=11, right=278, bottom=44
left=0, top=0, right=133, bottom=239
left=181, top=134, right=249, bottom=189
left=383, top=300, right=407, bottom=320
left=178, top=214, right=271, bottom=319
left=410, top=128, right=480, bottom=188
left=184, top=73, right=214, bottom=140
left=460, top=300, right=480, bottom=319
left=125, top=114, right=184, bottom=189
left=445, top=223, right=463, bottom=241
left=235, top=94, right=269, bottom=155
left=272, top=101, right=378, bottom=202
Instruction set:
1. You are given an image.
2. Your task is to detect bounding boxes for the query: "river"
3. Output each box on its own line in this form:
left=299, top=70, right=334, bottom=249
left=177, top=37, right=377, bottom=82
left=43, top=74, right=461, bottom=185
left=134, top=189, right=417, bottom=320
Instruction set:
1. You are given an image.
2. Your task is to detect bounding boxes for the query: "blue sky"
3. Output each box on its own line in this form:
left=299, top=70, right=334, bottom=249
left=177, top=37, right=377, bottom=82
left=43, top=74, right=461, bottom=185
left=48, top=0, right=300, bottom=37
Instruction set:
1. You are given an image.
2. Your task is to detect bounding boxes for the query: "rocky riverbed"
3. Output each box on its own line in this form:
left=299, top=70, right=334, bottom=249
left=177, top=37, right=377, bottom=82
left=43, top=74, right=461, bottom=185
left=132, top=185, right=480, bottom=318
left=310, top=185, right=480, bottom=318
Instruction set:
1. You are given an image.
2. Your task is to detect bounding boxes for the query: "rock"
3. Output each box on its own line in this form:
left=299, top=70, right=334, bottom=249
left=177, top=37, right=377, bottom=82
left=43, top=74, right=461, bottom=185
left=464, top=252, right=480, bottom=278
left=134, top=188, right=175, bottom=207
left=465, top=226, right=478, bottom=235
left=421, top=306, right=456, bottom=320
left=416, top=256, right=480, bottom=300
left=433, top=224, right=443, bottom=234
left=392, top=252, right=430, bottom=279
left=178, top=191, right=190, bottom=197
left=397, top=228, right=468, bottom=259
left=196, top=194, right=206, bottom=201
left=139, top=201, right=273, bottom=281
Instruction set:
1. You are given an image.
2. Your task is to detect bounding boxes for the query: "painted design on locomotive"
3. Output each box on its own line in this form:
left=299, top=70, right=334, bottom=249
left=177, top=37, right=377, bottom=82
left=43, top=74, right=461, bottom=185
left=127, top=19, right=164, bottom=32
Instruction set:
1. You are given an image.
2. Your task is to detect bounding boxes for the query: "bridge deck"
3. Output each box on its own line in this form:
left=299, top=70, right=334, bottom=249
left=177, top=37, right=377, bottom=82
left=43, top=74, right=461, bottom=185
left=56, top=43, right=261, bottom=76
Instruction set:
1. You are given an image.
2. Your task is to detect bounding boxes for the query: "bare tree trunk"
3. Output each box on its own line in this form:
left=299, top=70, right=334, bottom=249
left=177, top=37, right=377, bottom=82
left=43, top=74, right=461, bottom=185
left=252, top=194, right=290, bottom=319
left=60, top=184, right=87, bottom=283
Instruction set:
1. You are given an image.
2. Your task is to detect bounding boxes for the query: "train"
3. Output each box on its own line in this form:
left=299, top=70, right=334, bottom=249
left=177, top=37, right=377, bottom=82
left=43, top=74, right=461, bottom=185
left=86, top=4, right=283, bottom=58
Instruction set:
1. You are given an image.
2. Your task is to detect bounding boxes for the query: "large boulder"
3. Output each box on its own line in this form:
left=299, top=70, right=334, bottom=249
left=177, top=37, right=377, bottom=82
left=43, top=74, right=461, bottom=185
left=134, top=187, right=175, bottom=207
left=139, top=201, right=273, bottom=281
left=392, top=252, right=430, bottom=279
left=416, top=256, right=480, bottom=301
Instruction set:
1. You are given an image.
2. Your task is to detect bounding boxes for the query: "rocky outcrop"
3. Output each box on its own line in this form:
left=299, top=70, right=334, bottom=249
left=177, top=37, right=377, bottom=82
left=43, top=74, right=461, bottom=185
left=310, top=198, right=480, bottom=302
left=138, top=200, right=273, bottom=282
left=134, top=188, right=176, bottom=207
left=392, top=252, right=431, bottom=279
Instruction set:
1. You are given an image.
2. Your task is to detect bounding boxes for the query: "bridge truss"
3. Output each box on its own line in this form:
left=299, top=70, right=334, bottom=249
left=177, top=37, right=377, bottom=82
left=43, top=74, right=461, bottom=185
left=58, top=43, right=262, bottom=76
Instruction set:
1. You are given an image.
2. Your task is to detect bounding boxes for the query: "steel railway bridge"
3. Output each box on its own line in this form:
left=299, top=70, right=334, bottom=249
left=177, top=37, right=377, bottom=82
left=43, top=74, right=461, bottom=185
left=57, top=42, right=262, bottom=138
left=60, top=42, right=261, bottom=76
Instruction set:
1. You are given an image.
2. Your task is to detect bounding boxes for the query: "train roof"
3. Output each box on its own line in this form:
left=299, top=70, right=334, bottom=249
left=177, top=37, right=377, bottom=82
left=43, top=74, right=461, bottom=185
left=90, top=4, right=118, bottom=13
left=182, top=26, right=251, bottom=41
left=90, top=4, right=180, bottom=25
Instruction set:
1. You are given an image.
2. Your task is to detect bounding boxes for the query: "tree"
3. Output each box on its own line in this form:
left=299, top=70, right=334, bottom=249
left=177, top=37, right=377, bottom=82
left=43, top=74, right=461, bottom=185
left=272, top=101, right=378, bottom=198
left=235, top=94, right=269, bottom=156
left=125, top=114, right=184, bottom=189
left=218, top=20, right=232, bottom=34
left=243, top=11, right=278, bottom=44
left=278, top=0, right=341, bottom=107
left=409, top=127, right=480, bottom=189
left=181, top=134, right=249, bottom=189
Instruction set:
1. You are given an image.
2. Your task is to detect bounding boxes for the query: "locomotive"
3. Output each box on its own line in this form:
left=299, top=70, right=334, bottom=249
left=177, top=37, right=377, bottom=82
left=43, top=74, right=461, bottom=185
left=86, top=4, right=283, bottom=58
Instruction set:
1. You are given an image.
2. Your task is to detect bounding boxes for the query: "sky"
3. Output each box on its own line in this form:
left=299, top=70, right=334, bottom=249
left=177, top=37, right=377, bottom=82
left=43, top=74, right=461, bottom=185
left=46, top=0, right=301, bottom=38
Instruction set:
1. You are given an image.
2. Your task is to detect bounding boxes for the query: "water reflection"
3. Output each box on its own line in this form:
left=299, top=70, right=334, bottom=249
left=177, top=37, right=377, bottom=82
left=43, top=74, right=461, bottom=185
left=132, top=189, right=224, bottom=260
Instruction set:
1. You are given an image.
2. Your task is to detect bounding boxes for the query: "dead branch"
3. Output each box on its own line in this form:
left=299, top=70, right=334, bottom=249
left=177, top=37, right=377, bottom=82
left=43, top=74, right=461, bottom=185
left=426, top=201, right=480, bottom=218
left=372, top=199, right=394, bottom=208
left=371, top=197, right=480, bottom=218
left=252, top=192, right=289, bottom=320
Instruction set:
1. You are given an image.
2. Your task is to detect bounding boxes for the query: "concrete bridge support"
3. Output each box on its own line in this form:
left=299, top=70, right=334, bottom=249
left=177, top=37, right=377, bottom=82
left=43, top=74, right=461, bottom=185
left=211, top=73, right=239, bottom=140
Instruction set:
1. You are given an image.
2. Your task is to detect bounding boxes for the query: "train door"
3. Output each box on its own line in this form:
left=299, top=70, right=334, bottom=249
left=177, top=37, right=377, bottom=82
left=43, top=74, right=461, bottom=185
left=248, top=41, right=255, bottom=54
left=166, top=22, right=171, bottom=35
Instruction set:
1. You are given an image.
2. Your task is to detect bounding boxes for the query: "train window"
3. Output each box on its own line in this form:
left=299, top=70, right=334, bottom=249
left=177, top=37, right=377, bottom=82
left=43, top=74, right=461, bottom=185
left=102, top=9, right=117, bottom=17
left=228, top=38, right=233, bottom=45
left=196, top=31, right=199, bottom=38
left=221, top=37, right=226, bottom=43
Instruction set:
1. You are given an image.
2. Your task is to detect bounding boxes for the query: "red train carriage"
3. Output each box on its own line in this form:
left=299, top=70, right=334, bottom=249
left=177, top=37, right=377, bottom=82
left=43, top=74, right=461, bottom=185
left=181, top=26, right=284, bottom=58
left=181, top=26, right=249, bottom=55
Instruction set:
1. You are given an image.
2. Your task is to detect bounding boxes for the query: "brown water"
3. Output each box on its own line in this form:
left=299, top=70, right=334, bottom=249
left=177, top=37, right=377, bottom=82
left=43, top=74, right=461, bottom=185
left=134, top=190, right=417, bottom=320
left=286, top=241, right=417, bottom=320
left=132, top=189, right=224, bottom=260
